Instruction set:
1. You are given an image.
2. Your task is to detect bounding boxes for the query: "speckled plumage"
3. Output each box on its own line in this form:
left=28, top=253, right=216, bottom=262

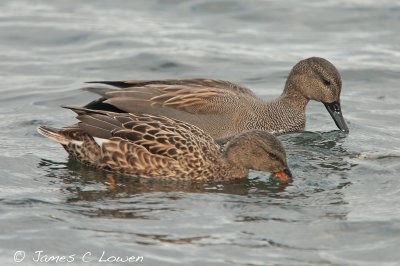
left=82, top=57, right=349, bottom=140
left=37, top=108, right=291, bottom=182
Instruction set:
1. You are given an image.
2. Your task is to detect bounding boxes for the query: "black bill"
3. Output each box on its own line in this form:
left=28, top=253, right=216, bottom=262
left=324, top=101, right=349, bottom=133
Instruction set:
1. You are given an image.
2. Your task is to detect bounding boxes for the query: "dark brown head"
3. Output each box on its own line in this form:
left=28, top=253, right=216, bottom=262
left=224, top=130, right=292, bottom=183
left=284, top=57, right=349, bottom=133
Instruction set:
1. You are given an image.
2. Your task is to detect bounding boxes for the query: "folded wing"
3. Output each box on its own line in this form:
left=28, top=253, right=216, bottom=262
left=82, top=79, right=261, bottom=139
left=67, top=107, right=219, bottom=178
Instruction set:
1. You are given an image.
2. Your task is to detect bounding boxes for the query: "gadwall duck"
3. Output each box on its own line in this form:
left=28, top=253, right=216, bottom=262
left=82, top=57, right=348, bottom=140
left=37, top=107, right=292, bottom=183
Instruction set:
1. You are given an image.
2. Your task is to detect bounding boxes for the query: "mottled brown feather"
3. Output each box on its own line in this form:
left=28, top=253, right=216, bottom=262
left=38, top=108, right=292, bottom=183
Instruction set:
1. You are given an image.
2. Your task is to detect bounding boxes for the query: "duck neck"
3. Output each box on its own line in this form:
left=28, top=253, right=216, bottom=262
left=220, top=138, right=250, bottom=179
left=280, top=82, right=309, bottom=112
left=222, top=159, right=249, bottom=179
left=244, top=83, right=309, bottom=134
left=245, top=85, right=308, bottom=134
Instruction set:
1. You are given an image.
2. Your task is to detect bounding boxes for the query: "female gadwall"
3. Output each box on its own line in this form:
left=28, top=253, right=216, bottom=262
left=82, top=57, right=349, bottom=140
left=37, top=107, right=292, bottom=183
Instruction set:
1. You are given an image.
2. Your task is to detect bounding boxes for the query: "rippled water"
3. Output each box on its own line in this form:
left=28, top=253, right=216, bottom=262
left=1, top=0, right=400, bottom=265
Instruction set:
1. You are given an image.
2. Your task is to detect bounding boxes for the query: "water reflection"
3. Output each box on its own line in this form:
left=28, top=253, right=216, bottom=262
left=38, top=158, right=288, bottom=199
left=281, top=130, right=357, bottom=176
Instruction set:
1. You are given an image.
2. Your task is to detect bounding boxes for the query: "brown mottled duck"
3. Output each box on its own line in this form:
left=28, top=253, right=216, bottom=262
left=37, top=107, right=292, bottom=183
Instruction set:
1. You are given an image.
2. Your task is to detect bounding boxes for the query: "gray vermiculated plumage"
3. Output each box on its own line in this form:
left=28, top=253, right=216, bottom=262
left=37, top=108, right=291, bottom=183
left=82, top=57, right=348, bottom=140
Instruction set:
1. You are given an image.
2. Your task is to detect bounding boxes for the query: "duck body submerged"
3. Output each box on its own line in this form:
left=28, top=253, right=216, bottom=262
left=38, top=108, right=292, bottom=183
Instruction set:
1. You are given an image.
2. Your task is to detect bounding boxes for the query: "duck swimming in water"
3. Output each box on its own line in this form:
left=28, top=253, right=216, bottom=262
left=37, top=107, right=292, bottom=183
left=82, top=57, right=349, bottom=141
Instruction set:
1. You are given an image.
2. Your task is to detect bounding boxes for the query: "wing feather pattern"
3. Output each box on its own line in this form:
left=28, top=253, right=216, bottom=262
left=83, top=79, right=259, bottom=115
left=65, top=107, right=220, bottom=179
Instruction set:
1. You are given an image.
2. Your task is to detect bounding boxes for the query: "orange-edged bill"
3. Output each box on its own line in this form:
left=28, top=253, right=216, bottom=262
left=274, top=168, right=293, bottom=184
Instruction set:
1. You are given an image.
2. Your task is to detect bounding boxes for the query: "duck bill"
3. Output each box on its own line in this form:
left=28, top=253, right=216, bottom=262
left=324, top=101, right=349, bottom=133
left=274, top=168, right=293, bottom=184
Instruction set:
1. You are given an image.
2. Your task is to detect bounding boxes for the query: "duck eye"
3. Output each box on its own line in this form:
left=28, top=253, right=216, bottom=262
left=323, top=79, right=331, bottom=86
left=268, top=153, right=278, bottom=161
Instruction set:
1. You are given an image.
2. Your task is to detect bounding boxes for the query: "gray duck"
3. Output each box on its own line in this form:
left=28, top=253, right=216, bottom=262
left=82, top=57, right=349, bottom=141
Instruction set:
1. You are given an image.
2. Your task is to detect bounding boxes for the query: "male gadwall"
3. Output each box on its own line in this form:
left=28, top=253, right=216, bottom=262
left=82, top=57, right=349, bottom=140
left=37, top=107, right=292, bottom=183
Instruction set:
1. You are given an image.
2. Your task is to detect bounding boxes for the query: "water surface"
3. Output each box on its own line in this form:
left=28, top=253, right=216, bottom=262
left=1, top=0, right=400, bottom=265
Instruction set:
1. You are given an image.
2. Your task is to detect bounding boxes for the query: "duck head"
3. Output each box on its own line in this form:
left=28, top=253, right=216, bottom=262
left=285, top=57, right=349, bottom=133
left=225, top=131, right=292, bottom=184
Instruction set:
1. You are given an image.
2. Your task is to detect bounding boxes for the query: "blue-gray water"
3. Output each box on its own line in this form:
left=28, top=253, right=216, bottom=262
left=1, top=0, right=400, bottom=265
